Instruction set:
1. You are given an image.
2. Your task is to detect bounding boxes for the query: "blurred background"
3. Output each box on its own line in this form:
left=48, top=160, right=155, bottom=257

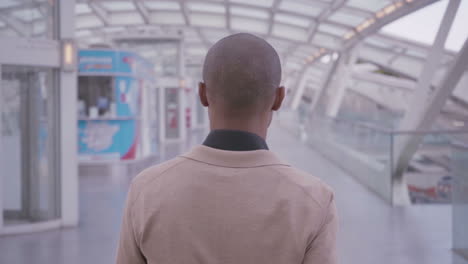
left=0, top=0, right=467, bottom=263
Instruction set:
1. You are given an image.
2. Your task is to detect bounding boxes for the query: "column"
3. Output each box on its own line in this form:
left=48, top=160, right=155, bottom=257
left=59, top=0, right=78, bottom=226
left=392, top=0, right=462, bottom=205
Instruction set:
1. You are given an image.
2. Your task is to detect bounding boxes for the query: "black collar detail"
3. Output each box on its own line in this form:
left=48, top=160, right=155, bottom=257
left=203, top=130, right=269, bottom=151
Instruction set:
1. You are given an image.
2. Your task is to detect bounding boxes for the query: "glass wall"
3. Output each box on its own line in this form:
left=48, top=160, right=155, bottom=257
left=1, top=65, right=59, bottom=225
left=305, top=111, right=468, bottom=205
left=453, top=148, right=468, bottom=262
left=0, top=0, right=56, bottom=39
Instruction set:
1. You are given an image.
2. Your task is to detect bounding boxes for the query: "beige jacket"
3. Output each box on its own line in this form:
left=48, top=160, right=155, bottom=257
left=116, top=145, right=337, bottom=264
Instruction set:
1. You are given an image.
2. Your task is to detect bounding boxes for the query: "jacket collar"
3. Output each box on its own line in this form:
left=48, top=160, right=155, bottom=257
left=180, top=145, right=290, bottom=168
left=202, top=129, right=269, bottom=151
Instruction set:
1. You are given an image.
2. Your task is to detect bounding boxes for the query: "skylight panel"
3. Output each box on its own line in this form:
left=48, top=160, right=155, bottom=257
left=347, top=0, right=391, bottom=12
left=108, top=12, right=143, bottom=25
left=272, top=23, right=308, bottom=42
left=285, top=60, right=303, bottom=71
left=275, top=13, right=310, bottom=28
left=278, top=0, right=324, bottom=17
left=75, top=29, right=92, bottom=38
left=76, top=14, right=104, bottom=29
left=12, top=8, right=42, bottom=22
left=144, top=1, right=180, bottom=11
left=187, top=2, right=225, bottom=14
left=364, top=36, right=394, bottom=49
left=76, top=3, right=92, bottom=15
left=231, top=17, right=269, bottom=34
left=328, top=11, right=364, bottom=27
left=405, top=49, right=428, bottom=59
left=0, top=0, right=20, bottom=8
left=149, top=11, right=185, bottom=25
left=319, top=23, right=349, bottom=36
left=266, top=38, right=291, bottom=51
left=100, top=2, right=136, bottom=12
left=102, top=26, right=126, bottom=33
left=187, top=46, right=208, bottom=56
left=201, top=29, right=229, bottom=40
left=311, top=33, right=341, bottom=50
left=229, top=0, right=275, bottom=8
left=190, top=13, right=225, bottom=28
left=32, top=20, right=46, bottom=35
left=150, top=11, right=185, bottom=25
left=230, top=6, right=269, bottom=20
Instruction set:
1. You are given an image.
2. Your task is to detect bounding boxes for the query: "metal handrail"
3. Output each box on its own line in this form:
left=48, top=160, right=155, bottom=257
left=312, top=114, right=468, bottom=136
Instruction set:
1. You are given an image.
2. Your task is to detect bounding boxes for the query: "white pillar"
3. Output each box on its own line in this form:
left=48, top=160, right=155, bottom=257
left=310, top=54, right=341, bottom=114
left=59, top=0, right=78, bottom=226
left=0, top=64, right=3, bottom=229
left=392, top=0, right=462, bottom=205
left=290, top=67, right=311, bottom=110
left=325, top=47, right=359, bottom=118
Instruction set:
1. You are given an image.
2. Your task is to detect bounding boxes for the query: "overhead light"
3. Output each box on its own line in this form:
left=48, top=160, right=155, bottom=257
left=376, top=10, right=385, bottom=18
left=453, top=121, right=465, bottom=127
left=321, top=54, right=331, bottom=64
left=384, top=4, right=397, bottom=14
left=356, top=18, right=375, bottom=32
left=332, top=52, right=339, bottom=61
left=61, top=39, right=77, bottom=72
left=343, top=31, right=355, bottom=40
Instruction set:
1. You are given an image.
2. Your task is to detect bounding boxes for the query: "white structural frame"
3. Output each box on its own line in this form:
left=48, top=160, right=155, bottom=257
left=65, top=0, right=443, bottom=100
left=0, top=0, right=79, bottom=235
left=0, top=63, right=3, bottom=230
left=325, top=45, right=359, bottom=117
left=391, top=0, right=462, bottom=205
left=59, top=0, right=79, bottom=227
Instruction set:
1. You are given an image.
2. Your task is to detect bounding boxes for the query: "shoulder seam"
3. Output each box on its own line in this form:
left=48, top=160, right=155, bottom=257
left=128, top=157, right=187, bottom=208
left=266, top=166, right=326, bottom=209
left=305, top=193, right=334, bottom=253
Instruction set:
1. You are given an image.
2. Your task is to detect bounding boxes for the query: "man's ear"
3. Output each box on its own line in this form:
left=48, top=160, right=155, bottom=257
left=272, top=86, right=285, bottom=111
left=198, top=82, right=209, bottom=107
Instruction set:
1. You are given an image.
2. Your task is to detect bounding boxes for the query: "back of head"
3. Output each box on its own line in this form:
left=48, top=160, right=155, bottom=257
left=202, top=33, right=282, bottom=114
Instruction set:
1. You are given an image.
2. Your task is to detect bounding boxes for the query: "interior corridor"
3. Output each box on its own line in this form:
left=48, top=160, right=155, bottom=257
left=0, top=120, right=458, bottom=264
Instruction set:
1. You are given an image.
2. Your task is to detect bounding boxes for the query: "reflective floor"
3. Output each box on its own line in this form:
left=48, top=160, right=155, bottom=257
left=0, top=121, right=464, bottom=264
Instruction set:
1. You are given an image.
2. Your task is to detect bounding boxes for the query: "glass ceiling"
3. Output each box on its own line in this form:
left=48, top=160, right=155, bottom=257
left=2, top=0, right=465, bottom=106
left=382, top=0, right=468, bottom=51
left=64, top=0, right=442, bottom=76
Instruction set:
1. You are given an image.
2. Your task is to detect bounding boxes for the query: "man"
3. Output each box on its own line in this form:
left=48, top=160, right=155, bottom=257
left=116, top=33, right=337, bottom=264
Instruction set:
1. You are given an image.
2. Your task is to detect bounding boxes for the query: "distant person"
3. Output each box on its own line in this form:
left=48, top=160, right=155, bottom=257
left=97, top=95, right=109, bottom=116
left=116, top=33, right=337, bottom=264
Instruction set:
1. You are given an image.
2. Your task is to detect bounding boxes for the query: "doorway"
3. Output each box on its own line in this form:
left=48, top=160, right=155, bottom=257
left=0, top=65, right=59, bottom=225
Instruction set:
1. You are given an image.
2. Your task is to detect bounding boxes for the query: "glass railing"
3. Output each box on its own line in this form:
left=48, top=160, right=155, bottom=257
left=305, top=113, right=468, bottom=205
left=452, top=148, right=468, bottom=261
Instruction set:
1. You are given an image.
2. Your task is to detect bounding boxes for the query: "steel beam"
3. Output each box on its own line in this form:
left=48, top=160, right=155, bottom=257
left=135, top=0, right=150, bottom=24
left=324, top=46, right=359, bottom=117
left=0, top=15, right=29, bottom=37
left=392, top=0, right=462, bottom=205
left=290, top=66, right=312, bottom=110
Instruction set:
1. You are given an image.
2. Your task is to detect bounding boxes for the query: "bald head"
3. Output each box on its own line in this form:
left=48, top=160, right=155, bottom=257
left=202, top=33, right=282, bottom=113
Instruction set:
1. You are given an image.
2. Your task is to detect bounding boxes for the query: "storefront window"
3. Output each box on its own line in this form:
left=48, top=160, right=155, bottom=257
left=0, top=0, right=56, bottom=39
left=78, top=76, right=115, bottom=118
left=1, top=65, right=59, bottom=224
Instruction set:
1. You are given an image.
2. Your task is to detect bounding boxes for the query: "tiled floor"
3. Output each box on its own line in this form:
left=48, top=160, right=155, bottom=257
left=0, top=121, right=463, bottom=264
